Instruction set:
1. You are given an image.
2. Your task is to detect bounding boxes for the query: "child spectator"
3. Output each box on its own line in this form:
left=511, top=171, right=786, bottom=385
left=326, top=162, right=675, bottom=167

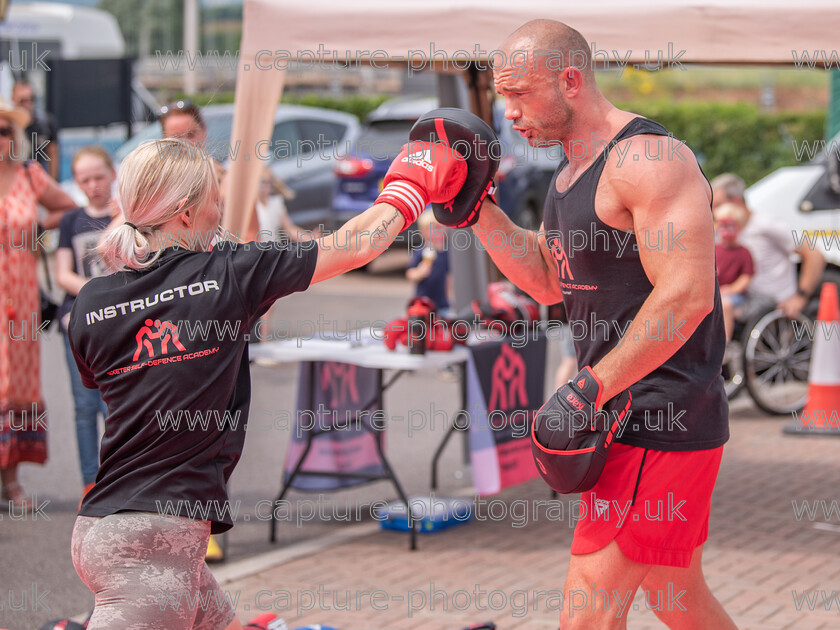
left=406, top=210, right=451, bottom=315
left=714, top=202, right=754, bottom=341
left=249, top=165, right=315, bottom=242
left=55, top=146, right=117, bottom=499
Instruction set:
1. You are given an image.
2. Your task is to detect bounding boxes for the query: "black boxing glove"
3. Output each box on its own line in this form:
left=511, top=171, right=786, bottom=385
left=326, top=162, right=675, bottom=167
left=531, top=367, right=632, bottom=494
left=409, top=108, right=500, bottom=228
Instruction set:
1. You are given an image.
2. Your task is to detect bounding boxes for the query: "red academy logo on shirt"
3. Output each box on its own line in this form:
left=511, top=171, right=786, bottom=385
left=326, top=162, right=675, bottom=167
left=107, top=317, right=221, bottom=377
left=133, top=318, right=187, bottom=361
left=548, top=236, right=598, bottom=292
left=549, top=239, right=574, bottom=281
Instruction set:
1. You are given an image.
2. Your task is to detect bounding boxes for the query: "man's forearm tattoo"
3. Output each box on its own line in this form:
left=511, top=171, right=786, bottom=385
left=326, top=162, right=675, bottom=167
left=374, top=210, right=402, bottom=239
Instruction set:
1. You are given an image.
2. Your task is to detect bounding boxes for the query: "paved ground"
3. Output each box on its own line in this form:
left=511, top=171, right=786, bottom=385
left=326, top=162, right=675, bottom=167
left=3, top=253, right=840, bottom=629
left=211, top=404, right=840, bottom=630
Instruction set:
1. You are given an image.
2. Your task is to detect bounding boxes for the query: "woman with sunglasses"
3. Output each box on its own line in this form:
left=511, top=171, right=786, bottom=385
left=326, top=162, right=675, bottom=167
left=0, top=96, right=76, bottom=511
left=68, top=136, right=466, bottom=629
left=160, top=99, right=226, bottom=190
left=159, top=99, right=207, bottom=146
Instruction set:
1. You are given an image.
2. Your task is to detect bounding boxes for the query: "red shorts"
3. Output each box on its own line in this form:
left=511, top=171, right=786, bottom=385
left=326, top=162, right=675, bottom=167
left=571, top=442, right=724, bottom=568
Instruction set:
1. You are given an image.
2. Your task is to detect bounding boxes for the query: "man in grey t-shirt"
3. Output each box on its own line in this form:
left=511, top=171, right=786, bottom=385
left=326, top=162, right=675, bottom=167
left=711, top=173, right=824, bottom=318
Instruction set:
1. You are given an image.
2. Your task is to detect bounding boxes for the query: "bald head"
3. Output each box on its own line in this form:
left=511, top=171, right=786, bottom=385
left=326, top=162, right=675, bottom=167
left=494, top=20, right=603, bottom=147
left=501, top=19, right=594, bottom=81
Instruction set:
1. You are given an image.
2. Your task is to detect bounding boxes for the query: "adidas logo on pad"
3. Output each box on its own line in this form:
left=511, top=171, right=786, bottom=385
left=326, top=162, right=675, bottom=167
left=403, top=149, right=434, bottom=172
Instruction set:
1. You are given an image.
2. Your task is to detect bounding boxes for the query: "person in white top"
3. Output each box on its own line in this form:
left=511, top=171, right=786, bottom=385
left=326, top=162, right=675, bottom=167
left=251, top=165, right=316, bottom=242
left=711, top=173, right=825, bottom=319
left=249, top=166, right=317, bottom=360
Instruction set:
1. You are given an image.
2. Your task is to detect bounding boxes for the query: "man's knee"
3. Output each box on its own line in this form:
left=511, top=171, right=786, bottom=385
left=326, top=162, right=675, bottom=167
left=560, top=581, right=637, bottom=629
left=640, top=580, right=691, bottom=615
left=640, top=562, right=700, bottom=622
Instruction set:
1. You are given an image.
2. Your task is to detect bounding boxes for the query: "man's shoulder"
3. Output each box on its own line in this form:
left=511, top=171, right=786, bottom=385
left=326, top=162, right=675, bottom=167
left=605, top=132, right=702, bottom=194
left=602, top=115, right=693, bottom=168
left=615, top=133, right=695, bottom=166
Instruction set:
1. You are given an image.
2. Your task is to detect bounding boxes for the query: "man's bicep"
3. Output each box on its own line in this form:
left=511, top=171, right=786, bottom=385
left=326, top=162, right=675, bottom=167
left=630, top=163, right=716, bottom=290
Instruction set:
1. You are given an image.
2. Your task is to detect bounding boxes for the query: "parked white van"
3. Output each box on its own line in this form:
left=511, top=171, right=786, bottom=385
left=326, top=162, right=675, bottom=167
left=746, top=131, right=840, bottom=288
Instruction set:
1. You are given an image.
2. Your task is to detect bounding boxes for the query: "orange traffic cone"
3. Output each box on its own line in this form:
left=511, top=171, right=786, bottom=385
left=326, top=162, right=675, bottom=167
left=785, top=282, right=840, bottom=435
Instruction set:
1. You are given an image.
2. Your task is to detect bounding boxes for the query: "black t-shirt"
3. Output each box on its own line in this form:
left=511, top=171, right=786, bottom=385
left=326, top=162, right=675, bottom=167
left=69, top=242, right=318, bottom=533
left=26, top=111, right=59, bottom=170
left=57, top=207, right=111, bottom=334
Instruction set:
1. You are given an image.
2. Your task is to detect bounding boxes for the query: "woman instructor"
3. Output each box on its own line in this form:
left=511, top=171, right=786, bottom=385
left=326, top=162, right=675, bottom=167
left=67, top=137, right=465, bottom=629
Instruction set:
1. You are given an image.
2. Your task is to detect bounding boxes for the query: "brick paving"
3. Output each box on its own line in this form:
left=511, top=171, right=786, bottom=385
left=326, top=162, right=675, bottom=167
left=216, top=407, right=840, bottom=630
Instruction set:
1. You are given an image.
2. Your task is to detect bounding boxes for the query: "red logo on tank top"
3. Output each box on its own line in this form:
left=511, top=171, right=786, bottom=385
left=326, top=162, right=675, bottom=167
left=547, top=236, right=598, bottom=291
left=550, top=243, right=574, bottom=281
left=488, top=344, right=528, bottom=411
left=133, top=318, right=187, bottom=361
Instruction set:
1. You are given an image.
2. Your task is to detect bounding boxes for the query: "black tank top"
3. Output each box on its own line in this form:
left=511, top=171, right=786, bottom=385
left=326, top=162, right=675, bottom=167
left=543, top=117, right=728, bottom=451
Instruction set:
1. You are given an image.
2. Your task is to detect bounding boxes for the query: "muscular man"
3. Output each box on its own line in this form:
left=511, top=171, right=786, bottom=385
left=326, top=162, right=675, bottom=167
left=711, top=172, right=825, bottom=320
left=471, top=20, right=736, bottom=628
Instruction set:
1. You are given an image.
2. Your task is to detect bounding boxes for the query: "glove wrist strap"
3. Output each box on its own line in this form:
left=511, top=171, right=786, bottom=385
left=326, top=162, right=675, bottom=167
left=376, top=181, right=427, bottom=230
left=567, top=366, right=604, bottom=410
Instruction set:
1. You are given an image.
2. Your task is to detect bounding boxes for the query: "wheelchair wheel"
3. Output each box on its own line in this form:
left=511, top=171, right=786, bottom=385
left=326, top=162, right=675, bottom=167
left=743, top=309, right=812, bottom=415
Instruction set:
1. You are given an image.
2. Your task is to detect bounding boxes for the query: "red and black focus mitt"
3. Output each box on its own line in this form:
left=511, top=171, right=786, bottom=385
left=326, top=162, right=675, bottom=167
left=409, top=108, right=500, bottom=228
left=531, top=367, right=632, bottom=494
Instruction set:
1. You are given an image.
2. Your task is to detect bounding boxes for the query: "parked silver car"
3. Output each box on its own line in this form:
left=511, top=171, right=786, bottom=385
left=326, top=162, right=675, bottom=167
left=112, top=103, right=361, bottom=227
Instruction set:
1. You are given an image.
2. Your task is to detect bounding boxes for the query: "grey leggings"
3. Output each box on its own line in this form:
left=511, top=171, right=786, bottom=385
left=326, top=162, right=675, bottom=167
left=71, top=513, right=236, bottom=630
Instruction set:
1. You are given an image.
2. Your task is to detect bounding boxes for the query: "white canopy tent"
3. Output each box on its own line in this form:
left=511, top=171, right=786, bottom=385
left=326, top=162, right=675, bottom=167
left=223, top=0, right=840, bottom=238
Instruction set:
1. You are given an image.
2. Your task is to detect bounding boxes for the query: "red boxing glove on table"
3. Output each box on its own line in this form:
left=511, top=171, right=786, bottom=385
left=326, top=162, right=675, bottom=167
left=383, top=317, right=409, bottom=350
left=382, top=316, right=455, bottom=352
left=375, top=141, right=468, bottom=230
